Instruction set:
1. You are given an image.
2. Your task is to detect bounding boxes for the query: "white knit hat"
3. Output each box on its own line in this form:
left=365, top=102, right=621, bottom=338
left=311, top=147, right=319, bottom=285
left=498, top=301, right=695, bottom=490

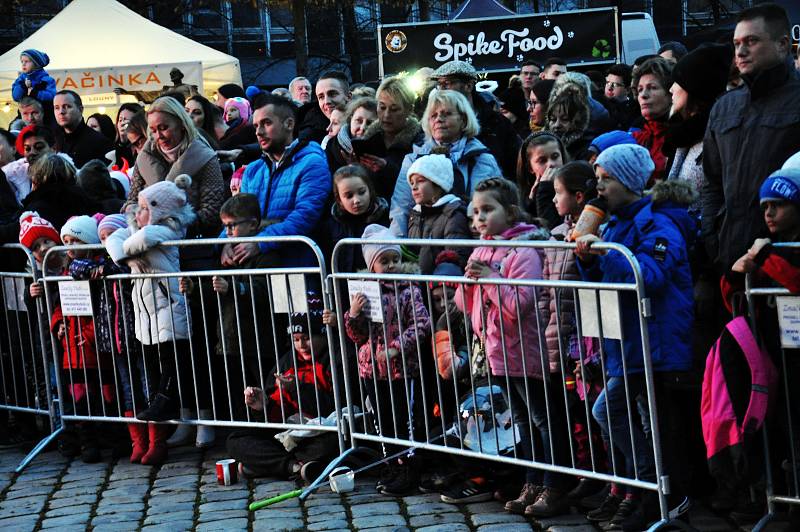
left=139, top=174, right=193, bottom=224
left=407, top=154, right=454, bottom=194
left=60, top=215, right=100, bottom=245
left=361, top=224, right=401, bottom=273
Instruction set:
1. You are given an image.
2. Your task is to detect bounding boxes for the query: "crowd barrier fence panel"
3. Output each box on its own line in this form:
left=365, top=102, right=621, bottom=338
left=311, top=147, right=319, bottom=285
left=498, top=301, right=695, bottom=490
left=39, top=236, right=345, bottom=456
left=330, top=237, right=683, bottom=529
left=745, top=242, right=800, bottom=531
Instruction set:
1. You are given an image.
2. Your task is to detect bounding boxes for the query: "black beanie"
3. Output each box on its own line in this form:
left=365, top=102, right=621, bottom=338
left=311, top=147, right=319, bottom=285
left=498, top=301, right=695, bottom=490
left=217, top=83, right=246, bottom=100
left=672, top=44, right=733, bottom=104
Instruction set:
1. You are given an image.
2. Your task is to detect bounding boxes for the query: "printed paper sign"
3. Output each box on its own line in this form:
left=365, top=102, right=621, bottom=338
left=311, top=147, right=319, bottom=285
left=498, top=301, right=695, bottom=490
left=777, top=296, right=800, bottom=349
left=58, top=281, right=93, bottom=316
left=577, top=289, right=622, bottom=340
left=2, top=278, right=27, bottom=312
left=269, top=274, right=307, bottom=314
left=347, top=280, right=383, bottom=323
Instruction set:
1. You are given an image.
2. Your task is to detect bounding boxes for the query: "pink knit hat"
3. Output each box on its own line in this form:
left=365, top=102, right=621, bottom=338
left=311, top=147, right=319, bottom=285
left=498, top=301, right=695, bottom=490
left=224, top=97, right=251, bottom=123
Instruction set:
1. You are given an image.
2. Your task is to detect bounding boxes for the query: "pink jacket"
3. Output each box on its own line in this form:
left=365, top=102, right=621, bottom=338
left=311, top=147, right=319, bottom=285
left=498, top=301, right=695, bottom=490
left=455, top=223, right=550, bottom=379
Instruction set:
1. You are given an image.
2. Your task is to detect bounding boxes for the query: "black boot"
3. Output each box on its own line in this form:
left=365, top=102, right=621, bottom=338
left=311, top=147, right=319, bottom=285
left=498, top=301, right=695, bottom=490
left=136, top=393, right=179, bottom=422
left=79, top=422, right=101, bottom=463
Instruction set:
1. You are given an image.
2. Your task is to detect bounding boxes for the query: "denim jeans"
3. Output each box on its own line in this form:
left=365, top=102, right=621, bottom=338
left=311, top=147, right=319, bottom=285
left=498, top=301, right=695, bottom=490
left=592, top=375, right=655, bottom=488
left=508, top=376, right=572, bottom=489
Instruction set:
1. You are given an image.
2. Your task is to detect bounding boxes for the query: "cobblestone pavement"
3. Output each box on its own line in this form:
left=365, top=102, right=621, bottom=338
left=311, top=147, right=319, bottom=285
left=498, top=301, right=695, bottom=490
left=0, top=444, right=777, bottom=531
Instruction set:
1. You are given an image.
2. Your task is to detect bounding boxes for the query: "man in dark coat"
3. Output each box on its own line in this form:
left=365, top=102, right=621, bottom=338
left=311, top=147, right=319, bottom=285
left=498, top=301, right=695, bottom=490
left=702, top=3, right=800, bottom=271
left=431, top=60, right=521, bottom=179
left=296, top=71, right=351, bottom=144
left=53, top=90, right=112, bottom=167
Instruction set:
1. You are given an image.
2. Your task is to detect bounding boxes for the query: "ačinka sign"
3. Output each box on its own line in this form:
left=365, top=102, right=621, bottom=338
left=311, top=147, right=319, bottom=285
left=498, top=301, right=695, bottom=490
left=378, top=7, right=619, bottom=77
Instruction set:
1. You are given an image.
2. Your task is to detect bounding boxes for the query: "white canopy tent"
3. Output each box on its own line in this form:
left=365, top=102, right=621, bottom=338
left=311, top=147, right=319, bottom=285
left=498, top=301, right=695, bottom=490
left=0, top=0, right=241, bottom=120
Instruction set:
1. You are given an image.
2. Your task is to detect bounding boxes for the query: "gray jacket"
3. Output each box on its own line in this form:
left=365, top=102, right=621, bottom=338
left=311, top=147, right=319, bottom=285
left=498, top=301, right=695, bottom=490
left=702, top=58, right=800, bottom=269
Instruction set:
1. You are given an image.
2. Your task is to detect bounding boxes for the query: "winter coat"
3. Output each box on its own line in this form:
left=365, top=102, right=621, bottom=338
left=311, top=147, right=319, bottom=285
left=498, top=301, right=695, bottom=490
left=0, top=169, right=22, bottom=225
left=632, top=117, right=671, bottom=186
left=455, top=223, right=551, bottom=379
left=214, top=251, right=280, bottom=359
left=577, top=181, right=696, bottom=377
left=235, top=138, right=332, bottom=266
left=69, top=256, right=135, bottom=356
left=390, top=136, right=501, bottom=236
left=539, top=218, right=581, bottom=373
left=12, top=68, right=56, bottom=102
left=406, top=195, right=472, bottom=274
left=472, top=93, right=522, bottom=179
left=55, top=122, right=113, bottom=168
left=266, top=346, right=334, bottom=422
left=344, top=262, right=431, bottom=381
left=320, top=197, right=389, bottom=274
left=128, top=137, right=224, bottom=237
left=666, top=111, right=708, bottom=215
left=219, top=123, right=257, bottom=151
left=296, top=103, right=329, bottom=144
left=105, top=223, right=189, bottom=345
left=360, top=117, right=424, bottom=203
left=702, top=58, right=800, bottom=270
left=0, top=180, right=98, bottom=244
left=51, top=263, right=99, bottom=370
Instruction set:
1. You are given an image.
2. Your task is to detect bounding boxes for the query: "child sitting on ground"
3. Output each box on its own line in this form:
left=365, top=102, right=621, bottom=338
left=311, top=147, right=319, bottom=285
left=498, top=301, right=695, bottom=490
left=226, top=292, right=338, bottom=482
left=406, top=154, right=472, bottom=273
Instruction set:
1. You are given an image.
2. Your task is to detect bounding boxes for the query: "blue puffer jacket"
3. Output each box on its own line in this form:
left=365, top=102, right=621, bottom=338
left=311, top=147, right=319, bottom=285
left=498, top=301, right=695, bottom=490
left=578, top=181, right=695, bottom=377
left=389, top=136, right=501, bottom=236
left=232, top=139, right=332, bottom=266
left=12, top=69, right=56, bottom=102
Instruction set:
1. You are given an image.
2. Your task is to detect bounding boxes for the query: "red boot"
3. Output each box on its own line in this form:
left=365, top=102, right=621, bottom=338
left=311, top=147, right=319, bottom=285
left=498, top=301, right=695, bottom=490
left=125, top=411, right=149, bottom=464
left=140, top=423, right=169, bottom=465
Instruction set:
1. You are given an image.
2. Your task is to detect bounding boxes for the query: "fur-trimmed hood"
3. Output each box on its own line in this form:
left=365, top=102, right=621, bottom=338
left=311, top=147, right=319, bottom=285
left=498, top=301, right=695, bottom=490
left=362, top=116, right=422, bottom=150
left=357, top=261, right=421, bottom=276
left=488, top=222, right=551, bottom=242
left=648, top=179, right=698, bottom=207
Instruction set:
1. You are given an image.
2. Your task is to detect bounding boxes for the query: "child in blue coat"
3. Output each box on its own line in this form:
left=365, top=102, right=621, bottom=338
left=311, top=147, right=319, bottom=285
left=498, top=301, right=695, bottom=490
left=12, top=49, right=56, bottom=105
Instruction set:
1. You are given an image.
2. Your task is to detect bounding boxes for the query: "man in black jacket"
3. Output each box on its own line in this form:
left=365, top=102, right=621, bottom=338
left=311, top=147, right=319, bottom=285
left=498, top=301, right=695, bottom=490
left=53, top=90, right=112, bottom=168
left=702, top=3, right=800, bottom=271
left=431, top=60, right=521, bottom=179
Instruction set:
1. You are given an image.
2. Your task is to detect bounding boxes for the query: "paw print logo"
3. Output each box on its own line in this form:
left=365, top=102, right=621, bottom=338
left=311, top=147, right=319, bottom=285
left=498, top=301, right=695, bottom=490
left=543, top=19, right=551, bottom=28
left=516, top=54, right=524, bottom=62
left=465, top=57, right=473, bottom=64
left=568, top=31, right=574, bottom=38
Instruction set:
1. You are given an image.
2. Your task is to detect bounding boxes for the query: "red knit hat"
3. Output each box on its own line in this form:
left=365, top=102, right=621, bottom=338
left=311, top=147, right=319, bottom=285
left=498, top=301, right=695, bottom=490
left=19, top=211, right=61, bottom=249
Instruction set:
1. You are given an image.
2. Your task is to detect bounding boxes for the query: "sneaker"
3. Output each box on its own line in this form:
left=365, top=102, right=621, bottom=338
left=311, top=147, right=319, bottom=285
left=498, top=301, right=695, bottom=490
left=300, top=461, right=325, bottom=484
left=580, top=483, right=612, bottom=511
left=602, top=497, right=638, bottom=530
left=525, top=487, right=571, bottom=518
left=617, top=495, right=661, bottom=531
left=375, top=463, right=396, bottom=491
left=419, top=471, right=461, bottom=493
left=504, top=483, right=542, bottom=515
left=380, top=461, right=419, bottom=497
left=586, top=492, right=622, bottom=523
left=440, top=478, right=493, bottom=504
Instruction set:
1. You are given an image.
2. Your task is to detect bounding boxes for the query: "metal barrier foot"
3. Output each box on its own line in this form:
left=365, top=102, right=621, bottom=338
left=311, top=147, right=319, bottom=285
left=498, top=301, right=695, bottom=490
left=15, top=427, right=64, bottom=473
left=647, top=517, right=699, bottom=532
left=751, top=511, right=776, bottom=532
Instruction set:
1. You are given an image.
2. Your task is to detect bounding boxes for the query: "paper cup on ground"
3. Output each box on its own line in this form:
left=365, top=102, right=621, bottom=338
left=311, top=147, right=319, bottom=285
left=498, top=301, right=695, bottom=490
left=328, top=466, right=355, bottom=493
left=216, top=459, right=238, bottom=486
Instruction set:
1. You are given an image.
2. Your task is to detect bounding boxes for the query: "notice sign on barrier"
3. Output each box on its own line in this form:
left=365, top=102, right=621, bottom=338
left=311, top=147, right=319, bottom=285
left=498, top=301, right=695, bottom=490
left=777, top=296, right=800, bottom=348
left=347, top=280, right=383, bottom=323
left=578, top=289, right=622, bottom=340
left=270, top=274, right=307, bottom=313
left=58, top=280, right=93, bottom=316
left=3, top=278, right=27, bottom=312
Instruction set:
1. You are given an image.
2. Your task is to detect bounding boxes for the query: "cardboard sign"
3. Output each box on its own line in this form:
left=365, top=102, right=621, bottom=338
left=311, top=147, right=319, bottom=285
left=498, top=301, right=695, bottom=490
left=777, top=296, right=800, bottom=349
left=347, top=280, right=383, bottom=323
left=2, top=278, right=27, bottom=312
left=58, top=281, right=93, bottom=316
left=577, top=289, right=622, bottom=340
left=269, top=274, right=307, bottom=314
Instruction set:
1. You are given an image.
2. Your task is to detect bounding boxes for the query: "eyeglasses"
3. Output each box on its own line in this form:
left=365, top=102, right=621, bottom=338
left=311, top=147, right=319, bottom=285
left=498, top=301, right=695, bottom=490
left=605, top=81, right=626, bottom=89
left=223, top=219, right=256, bottom=232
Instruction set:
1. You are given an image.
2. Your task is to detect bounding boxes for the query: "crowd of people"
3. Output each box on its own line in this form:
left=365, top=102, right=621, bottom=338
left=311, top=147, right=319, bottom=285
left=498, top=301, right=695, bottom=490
left=1, top=2, right=800, bottom=530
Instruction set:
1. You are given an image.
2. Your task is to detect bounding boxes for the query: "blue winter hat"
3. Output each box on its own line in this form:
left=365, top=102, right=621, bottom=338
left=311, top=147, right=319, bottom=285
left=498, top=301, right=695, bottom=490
left=245, top=85, right=262, bottom=101
left=590, top=130, right=636, bottom=154
left=21, top=49, right=49, bottom=69
left=759, top=168, right=800, bottom=206
left=594, top=144, right=654, bottom=196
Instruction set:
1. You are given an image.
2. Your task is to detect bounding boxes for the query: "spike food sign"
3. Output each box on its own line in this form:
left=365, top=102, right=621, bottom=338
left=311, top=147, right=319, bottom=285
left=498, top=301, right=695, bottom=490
left=378, top=7, right=618, bottom=77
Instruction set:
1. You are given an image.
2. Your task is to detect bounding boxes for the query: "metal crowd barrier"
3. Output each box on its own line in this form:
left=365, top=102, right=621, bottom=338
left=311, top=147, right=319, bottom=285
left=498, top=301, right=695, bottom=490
left=330, top=237, right=683, bottom=530
left=745, top=243, right=800, bottom=531
left=35, top=236, right=345, bottom=458
left=0, top=244, right=61, bottom=471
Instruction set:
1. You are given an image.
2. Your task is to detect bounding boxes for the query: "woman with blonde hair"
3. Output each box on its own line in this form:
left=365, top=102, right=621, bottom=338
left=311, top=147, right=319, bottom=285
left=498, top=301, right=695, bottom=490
left=125, top=96, right=224, bottom=238
left=389, top=89, right=501, bottom=236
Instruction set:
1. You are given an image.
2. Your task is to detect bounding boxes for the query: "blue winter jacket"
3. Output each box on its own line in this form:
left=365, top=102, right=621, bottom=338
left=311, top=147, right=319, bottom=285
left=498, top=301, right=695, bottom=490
left=12, top=69, right=56, bottom=102
left=228, top=139, right=332, bottom=267
left=578, top=182, right=695, bottom=377
left=389, top=136, right=501, bottom=236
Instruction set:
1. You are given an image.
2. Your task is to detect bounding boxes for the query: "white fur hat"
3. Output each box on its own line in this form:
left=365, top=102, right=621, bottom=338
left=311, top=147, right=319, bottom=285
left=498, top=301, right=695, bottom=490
left=361, top=224, right=401, bottom=273
left=139, top=174, right=193, bottom=224
left=407, top=154, right=454, bottom=194
left=60, top=215, right=100, bottom=245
